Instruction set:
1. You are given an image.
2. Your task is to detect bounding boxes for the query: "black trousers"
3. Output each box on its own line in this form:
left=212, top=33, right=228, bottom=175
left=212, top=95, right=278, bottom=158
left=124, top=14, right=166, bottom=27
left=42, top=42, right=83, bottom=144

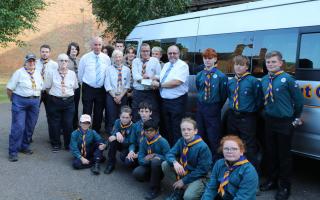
left=107, top=141, right=137, bottom=168
left=72, top=143, right=104, bottom=169
left=82, top=83, right=105, bottom=133
left=161, top=94, right=187, bottom=146
left=47, top=95, right=75, bottom=148
left=105, top=92, right=127, bottom=134
left=132, top=89, right=160, bottom=123
left=264, top=115, right=294, bottom=189
left=73, top=85, right=81, bottom=129
left=132, top=158, right=164, bottom=190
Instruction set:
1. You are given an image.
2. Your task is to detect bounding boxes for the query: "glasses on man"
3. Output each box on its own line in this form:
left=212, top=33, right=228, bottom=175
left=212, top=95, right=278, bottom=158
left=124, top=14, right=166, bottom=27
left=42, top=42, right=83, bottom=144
left=223, top=147, right=239, bottom=152
left=168, top=52, right=178, bottom=55
left=59, top=60, right=69, bottom=62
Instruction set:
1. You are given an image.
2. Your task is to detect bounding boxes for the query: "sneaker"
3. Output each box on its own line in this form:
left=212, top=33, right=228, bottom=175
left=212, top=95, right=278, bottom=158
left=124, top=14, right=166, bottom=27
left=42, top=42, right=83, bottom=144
left=9, top=155, right=18, bottom=162
left=52, top=146, right=60, bottom=153
left=104, top=164, right=115, bottom=174
left=165, top=189, right=184, bottom=200
left=20, top=149, right=33, bottom=155
left=145, top=189, right=161, bottom=200
left=91, top=163, right=101, bottom=175
left=275, top=187, right=290, bottom=200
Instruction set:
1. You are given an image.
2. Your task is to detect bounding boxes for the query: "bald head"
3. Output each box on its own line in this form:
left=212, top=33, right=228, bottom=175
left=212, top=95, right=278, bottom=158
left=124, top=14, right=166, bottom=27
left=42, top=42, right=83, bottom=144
left=91, top=36, right=103, bottom=54
left=167, top=45, right=180, bottom=63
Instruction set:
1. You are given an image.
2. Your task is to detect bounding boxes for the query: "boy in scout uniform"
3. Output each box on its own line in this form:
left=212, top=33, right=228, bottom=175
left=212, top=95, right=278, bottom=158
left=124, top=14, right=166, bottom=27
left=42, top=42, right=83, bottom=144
left=227, top=55, right=263, bottom=170
left=260, top=51, right=304, bottom=200
left=132, top=119, right=170, bottom=200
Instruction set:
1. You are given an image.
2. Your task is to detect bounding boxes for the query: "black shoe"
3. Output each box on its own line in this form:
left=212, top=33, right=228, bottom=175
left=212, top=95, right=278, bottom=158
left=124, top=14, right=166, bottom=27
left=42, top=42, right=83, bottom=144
left=145, top=189, right=160, bottom=200
left=165, top=189, right=184, bottom=200
left=52, top=146, right=60, bottom=153
left=91, top=163, right=100, bottom=175
left=260, top=181, right=277, bottom=191
left=275, top=187, right=290, bottom=200
left=9, top=155, right=18, bottom=162
left=20, top=149, right=33, bottom=155
left=104, top=164, right=115, bottom=174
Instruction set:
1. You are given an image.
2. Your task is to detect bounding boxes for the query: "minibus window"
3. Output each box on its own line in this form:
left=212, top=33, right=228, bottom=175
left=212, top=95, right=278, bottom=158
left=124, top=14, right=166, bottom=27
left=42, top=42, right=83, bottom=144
left=299, top=33, right=320, bottom=70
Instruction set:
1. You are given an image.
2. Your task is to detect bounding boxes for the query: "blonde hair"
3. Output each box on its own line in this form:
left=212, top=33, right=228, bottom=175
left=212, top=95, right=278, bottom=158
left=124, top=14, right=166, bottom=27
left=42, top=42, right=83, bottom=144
left=181, top=117, right=197, bottom=129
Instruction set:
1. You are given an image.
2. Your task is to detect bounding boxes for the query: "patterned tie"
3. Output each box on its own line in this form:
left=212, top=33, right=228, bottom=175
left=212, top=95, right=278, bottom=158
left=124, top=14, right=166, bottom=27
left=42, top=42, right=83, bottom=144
left=233, top=72, right=251, bottom=110
left=116, top=65, right=122, bottom=90
left=141, top=59, right=148, bottom=76
left=24, top=67, right=36, bottom=90
left=161, top=62, right=174, bottom=83
left=218, top=156, right=249, bottom=197
left=204, top=67, right=217, bottom=101
left=177, top=135, right=203, bottom=180
left=146, top=133, right=161, bottom=155
left=59, top=70, right=67, bottom=95
left=79, top=128, right=87, bottom=158
left=95, top=55, right=103, bottom=86
left=41, top=59, right=48, bottom=80
left=264, top=70, right=284, bottom=105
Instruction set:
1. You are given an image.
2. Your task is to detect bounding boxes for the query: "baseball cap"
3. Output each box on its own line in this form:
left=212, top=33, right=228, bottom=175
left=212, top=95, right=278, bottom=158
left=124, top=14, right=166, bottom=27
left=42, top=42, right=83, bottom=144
left=25, top=53, right=37, bottom=62
left=79, top=114, right=91, bottom=123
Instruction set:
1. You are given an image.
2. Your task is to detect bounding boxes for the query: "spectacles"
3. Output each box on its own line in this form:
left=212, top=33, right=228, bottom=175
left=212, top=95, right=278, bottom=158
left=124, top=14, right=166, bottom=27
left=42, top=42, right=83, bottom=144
left=223, top=147, right=239, bottom=152
left=59, top=60, right=69, bottom=62
left=168, top=52, right=178, bottom=55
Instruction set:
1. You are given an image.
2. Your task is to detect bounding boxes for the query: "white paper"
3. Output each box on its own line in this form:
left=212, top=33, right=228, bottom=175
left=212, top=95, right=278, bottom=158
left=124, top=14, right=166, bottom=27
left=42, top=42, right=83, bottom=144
left=141, top=79, right=152, bottom=86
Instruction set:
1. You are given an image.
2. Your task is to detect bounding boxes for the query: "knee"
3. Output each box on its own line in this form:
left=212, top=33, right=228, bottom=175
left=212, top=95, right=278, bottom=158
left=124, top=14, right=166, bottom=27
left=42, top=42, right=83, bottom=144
left=183, top=190, right=196, bottom=200
left=72, top=159, right=82, bottom=169
left=132, top=167, right=145, bottom=182
left=161, top=161, right=170, bottom=172
left=151, top=158, right=162, bottom=168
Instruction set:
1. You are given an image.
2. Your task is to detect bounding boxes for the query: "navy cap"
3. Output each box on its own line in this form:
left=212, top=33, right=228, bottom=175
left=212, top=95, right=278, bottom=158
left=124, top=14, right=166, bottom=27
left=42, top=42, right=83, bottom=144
left=25, top=53, right=36, bottom=62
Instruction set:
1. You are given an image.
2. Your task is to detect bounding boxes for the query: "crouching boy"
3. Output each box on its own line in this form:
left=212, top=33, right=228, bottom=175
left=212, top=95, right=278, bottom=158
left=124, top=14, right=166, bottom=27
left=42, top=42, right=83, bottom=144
left=70, top=114, right=107, bottom=175
left=132, top=119, right=170, bottom=200
left=162, top=117, right=212, bottom=200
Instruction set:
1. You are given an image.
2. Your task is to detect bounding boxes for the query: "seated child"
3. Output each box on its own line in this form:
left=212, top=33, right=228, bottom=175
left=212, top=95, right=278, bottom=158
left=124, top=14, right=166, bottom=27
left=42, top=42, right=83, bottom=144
left=104, top=106, right=135, bottom=174
left=162, top=117, right=212, bottom=200
left=70, top=114, right=107, bottom=175
left=132, top=119, right=170, bottom=200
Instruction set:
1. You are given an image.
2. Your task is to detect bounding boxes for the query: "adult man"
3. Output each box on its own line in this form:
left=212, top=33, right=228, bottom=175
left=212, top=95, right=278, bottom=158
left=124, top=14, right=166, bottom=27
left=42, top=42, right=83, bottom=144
left=78, top=36, right=111, bottom=133
left=132, top=43, right=161, bottom=122
left=152, top=45, right=189, bottom=145
left=115, top=39, right=125, bottom=53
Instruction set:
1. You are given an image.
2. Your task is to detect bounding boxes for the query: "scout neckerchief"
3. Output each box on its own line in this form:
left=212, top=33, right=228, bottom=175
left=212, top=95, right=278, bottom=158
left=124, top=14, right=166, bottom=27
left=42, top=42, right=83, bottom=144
left=115, top=65, right=122, bottom=90
left=58, top=68, right=68, bottom=95
left=177, top=135, right=203, bottom=180
left=204, top=66, right=217, bottom=101
left=120, top=121, right=133, bottom=137
left=24, top=66, right=36, bottom=90
left=146, top=133, right=161, bottom=154
left=233, top=72, right=251, bottom=110
left=41, top=59, right=49, bottom=80
left=141, top=59, right=149, bottom=76
left=79, top=128, right=87, bottom=158
left=218, top=156, right=249, bottom=197
left=264, top=70, right=284, bottom=105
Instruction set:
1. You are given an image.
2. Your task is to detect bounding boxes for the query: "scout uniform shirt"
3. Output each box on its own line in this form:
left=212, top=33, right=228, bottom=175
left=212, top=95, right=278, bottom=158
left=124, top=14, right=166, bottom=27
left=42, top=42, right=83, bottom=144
left=129, top=120, right=144, bottom=152
left=111, top=119, right=135, bottom=145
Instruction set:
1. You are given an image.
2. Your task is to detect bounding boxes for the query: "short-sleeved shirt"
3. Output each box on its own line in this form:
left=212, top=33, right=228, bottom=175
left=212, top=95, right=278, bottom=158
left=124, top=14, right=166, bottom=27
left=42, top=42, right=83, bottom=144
left=160, top=59, right=189, bottom=99
left=104, top=65, right=131, bottom=92
left=45, top=69, right=78, bottom=97
left=7, top=67, right=43, bottom=97
left=35, top=59, right=58, bottom=89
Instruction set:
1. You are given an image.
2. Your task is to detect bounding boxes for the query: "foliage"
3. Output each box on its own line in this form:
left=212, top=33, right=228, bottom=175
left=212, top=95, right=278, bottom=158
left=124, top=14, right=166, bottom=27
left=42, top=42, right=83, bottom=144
left=0, top=0, right=47, bottom=47
left=90, top=0, right=191, bottom=39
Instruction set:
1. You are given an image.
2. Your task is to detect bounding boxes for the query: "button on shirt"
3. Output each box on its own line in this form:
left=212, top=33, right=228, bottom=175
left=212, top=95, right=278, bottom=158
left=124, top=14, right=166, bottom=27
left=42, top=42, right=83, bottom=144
left=104, top=65, right=131, bottom=92
left=160, top=59, right=189, bottom=99
left=78, top=51, right=111, bottom=88
left=45, top=69, right=79, bottom=97
left=132, top=57, right=161, bottom=90
left=35, top=59, right=58, bottom=84
left=7, top=67, right=43, bottom=97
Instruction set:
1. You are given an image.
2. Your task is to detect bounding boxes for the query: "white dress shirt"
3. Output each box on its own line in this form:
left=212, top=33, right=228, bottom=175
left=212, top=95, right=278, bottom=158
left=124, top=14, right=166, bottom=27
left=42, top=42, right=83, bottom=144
left=7, top=67, right=43, bottom=97
left=132, top=57, right=161, bottom=90
left=78, top=51, right=111, bottom=88
left=45, top=69, right=78, bottom=97
left=104, top=65, right=131, bottom=93
left=35, top=59, right=58, bottom=84
left=160, top=59, right=189, bottom=99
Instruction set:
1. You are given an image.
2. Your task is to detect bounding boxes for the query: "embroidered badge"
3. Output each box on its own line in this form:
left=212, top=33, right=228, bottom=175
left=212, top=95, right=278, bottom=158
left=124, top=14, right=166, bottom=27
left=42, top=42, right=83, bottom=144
left=281, top=78, right=286, bottom=83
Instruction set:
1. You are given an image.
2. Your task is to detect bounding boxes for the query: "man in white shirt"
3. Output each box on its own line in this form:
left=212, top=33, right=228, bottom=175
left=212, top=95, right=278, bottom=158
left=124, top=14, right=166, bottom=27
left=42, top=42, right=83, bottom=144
left=78, top=36, right=111, bottom=133
left=115, top=39, right=125, bottom=53
left=132, top=43, right=161, bottom=122
left=7, top=53, right=43, bottom=162
left=152, top=45, right=189, bottom=145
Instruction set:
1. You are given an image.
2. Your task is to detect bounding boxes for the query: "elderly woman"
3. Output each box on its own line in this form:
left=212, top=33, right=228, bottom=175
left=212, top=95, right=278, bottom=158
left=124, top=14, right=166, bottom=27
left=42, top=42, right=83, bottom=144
left=66, top=42, right=81, bottom=129
left=201, top=135, right=258, bottom=200
left=6, top=53, right=43, bottom=161
left=45, top=53, right=79, bottom=152
left=104, top=50, right=131, bottom=134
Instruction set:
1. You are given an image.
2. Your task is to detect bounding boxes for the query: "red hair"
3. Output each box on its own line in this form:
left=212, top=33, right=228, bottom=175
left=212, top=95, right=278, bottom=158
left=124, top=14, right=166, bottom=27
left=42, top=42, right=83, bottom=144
left=202, top=48, right=217, bottom=59
left=219, top=135, right=246, bottom=153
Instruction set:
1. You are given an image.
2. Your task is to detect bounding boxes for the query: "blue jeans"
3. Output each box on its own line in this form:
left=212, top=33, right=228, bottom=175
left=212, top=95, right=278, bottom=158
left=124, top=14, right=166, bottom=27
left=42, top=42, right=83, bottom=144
left=9, top=94, right=40, bottom=156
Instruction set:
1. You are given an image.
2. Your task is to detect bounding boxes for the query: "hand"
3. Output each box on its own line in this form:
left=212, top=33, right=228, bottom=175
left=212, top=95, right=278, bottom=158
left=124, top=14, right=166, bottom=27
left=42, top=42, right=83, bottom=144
left=108, top=135, right=116, bottom=142
left=151, top=80, right=160, bottom=88
left=144, top=154, right=155, bottom=161
left=80, top=157, right=90, bottom=165
left=116, top=132, right=124, bottom=143
left=143, top=74, right=149, bottom=79
left=173, top=161, right=185, bottom=176
left=152, top=76, right=159, bottom=81
left=126, top=151, right=137, bottom=161
left=98, top=143, right=106, bottom=150
left=173, top=180, right=184, bottom=189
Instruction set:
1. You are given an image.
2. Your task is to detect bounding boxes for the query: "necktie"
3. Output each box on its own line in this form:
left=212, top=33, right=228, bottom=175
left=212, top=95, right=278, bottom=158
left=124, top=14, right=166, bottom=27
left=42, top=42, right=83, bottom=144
left=141, top=59, right=148, bottom=76
left=218, top=156, right=249, bottom=197
left=24, top=67, right=36, bottom=90
left=161, top=62, right=174, bottom=83
left=79, top=128, right=87, bottom=158
left=204, top=67, right=217, bottom=101
left=41, top=59, right=48, bottom=80
left=116, top=65, right=122, bottom=90
left=146, top=133, right=161, bottom=154
left=95, top=55, right=103, bottom=86
left=177, top=135, right=203, bottom=179
left=59, top=70, right=67, bottom=95
left=233, top=72, right=251, bottom=110
left=264, top=70, right=284, bottom=105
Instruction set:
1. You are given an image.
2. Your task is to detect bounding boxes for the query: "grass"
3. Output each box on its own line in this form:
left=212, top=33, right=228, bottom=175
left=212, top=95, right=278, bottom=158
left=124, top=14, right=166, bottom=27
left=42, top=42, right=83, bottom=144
left=0, top=76, right=9, bottom=103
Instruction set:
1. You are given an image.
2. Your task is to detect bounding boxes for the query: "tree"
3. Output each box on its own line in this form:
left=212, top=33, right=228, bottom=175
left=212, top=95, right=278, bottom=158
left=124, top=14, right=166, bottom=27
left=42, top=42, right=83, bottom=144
left=0, top=0, right=47, bottom=47
left=90, top=0, right=191, bottom=39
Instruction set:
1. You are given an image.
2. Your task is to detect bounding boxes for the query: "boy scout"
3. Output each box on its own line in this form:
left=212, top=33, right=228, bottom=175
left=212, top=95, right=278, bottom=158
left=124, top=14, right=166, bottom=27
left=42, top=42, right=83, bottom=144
left=132, top=119, right=170, bottom=200
left=260, top=51, right=304, bottom=200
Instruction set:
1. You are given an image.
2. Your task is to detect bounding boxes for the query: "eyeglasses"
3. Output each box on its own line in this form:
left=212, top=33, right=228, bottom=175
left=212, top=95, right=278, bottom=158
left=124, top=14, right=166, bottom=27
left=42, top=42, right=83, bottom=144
left=223, top=147, right=239, bottom=152
left=59, top=60, right=69, bottom=62
left=168, top=52, right=178, bottom=55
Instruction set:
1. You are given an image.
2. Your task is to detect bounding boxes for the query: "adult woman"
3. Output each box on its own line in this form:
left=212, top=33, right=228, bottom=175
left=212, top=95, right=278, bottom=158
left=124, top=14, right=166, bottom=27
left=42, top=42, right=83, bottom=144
left=125, top=46, right=136, bottom=106
left=104, top=50, right=131, bottom=134
left=45, top=53, right=79, bottom=152
left=201, top=135, right=258, bottom=200
left=66, top=42, right=81, bottom=129
left=6, top=53, right=43, bottom=161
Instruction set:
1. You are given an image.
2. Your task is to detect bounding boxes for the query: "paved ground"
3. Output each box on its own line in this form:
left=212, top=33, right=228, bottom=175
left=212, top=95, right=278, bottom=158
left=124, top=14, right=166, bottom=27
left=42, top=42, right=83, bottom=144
left=0, top=103, right=319, bottom=200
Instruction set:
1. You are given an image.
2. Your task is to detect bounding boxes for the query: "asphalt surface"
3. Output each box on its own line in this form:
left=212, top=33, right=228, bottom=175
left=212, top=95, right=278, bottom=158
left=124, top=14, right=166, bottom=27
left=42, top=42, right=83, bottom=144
left=0, top=103, right=319, bottom=200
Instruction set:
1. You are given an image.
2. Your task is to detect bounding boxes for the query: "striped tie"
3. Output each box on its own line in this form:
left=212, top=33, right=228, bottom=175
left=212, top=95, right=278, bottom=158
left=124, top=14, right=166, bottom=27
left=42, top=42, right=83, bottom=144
left=204, top=67, right=217, bottom=101
left=161, top=63, right=174, bottom=83
left=59, top=70, right=67, bottom=95
left=218, top=156, right=249, bottom=197
left=233, top=72, right=251, bottom=110
left=41, top=59, right=48, bottom=80
left=24, top=67, right=36, bottom=90
left=79, top=128, right=87, bottom=158
left=264, top=70, right=284, bottom=105
left=141, top=59, right=148, bottom=76
left=116, top=66, right=122, bottom=90
left=95, top=55, right=103, bottom=86
left=146, top=133, right=161, bottom=155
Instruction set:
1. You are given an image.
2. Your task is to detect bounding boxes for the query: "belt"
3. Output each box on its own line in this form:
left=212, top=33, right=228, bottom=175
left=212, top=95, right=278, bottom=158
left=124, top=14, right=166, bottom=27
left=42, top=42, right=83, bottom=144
left=24, top=96, right=40, bottom=99
left=50, top=95, right=73, bottom=101
left=231, top=110, right=256, bottom=116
